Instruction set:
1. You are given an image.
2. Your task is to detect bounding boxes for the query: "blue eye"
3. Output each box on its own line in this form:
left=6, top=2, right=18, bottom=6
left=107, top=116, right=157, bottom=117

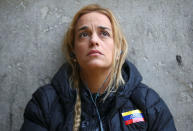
left=79, top=32, right=88, bottom=38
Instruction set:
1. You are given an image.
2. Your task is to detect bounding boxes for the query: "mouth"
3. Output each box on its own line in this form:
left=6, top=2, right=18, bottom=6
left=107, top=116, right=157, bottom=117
left=87, top=49, right=103, bottom=56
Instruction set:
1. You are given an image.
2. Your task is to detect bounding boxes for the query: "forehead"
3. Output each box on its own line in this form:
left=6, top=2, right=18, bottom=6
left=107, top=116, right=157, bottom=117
left=75, top=12, right=112, bottom=29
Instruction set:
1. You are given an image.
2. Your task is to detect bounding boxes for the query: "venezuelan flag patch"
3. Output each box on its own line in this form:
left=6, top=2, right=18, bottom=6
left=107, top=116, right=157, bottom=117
left=121, top=109, right=144, bottom=125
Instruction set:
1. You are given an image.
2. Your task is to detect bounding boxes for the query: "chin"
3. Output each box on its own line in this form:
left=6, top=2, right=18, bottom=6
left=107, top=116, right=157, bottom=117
left=85, top=60, right=112, bottom=70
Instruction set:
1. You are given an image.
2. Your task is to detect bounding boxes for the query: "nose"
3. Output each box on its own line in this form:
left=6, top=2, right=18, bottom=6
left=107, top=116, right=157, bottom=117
left=89, top=33, right=99, bottom=47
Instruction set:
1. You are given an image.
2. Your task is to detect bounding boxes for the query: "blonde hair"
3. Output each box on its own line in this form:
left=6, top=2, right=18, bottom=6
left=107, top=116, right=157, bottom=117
left=62, top=4, right=128, bottom=130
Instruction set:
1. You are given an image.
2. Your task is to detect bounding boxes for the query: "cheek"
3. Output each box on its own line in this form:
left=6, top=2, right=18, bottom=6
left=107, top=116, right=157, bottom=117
left=103, top=41, right=115, bottom=62
left=74, top=43, right=87, bottom=58
left=106, top=41, right=115, bottom=56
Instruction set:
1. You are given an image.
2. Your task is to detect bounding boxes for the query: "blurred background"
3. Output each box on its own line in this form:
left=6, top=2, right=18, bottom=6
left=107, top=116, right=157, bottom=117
left=0, top=0, right=193, bottom=130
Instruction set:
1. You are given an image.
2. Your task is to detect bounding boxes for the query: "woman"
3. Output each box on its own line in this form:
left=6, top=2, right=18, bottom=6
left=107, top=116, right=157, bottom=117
left=20, top=4, right=176, bottom=131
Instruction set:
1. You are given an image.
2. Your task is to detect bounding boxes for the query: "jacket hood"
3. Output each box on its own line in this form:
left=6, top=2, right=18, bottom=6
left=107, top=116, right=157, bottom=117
left=118, top=60, right=143, bottom=97
left=107, top=60, right=143, bottom=118
left=51, top=60, right=143, bottom=111
left=51, top=64, right=77, bottom=110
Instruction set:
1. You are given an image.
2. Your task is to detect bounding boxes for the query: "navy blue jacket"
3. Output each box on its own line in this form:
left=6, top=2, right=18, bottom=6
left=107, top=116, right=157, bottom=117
left=20, top=61, right=176, bottom=131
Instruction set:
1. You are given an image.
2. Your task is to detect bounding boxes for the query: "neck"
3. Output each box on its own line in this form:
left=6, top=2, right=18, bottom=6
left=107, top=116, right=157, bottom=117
left=80, top=68, right=111, bottom=94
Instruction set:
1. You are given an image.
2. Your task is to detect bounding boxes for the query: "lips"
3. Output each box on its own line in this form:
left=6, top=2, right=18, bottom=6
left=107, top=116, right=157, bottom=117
left=87, top=49, right=103, bottom=56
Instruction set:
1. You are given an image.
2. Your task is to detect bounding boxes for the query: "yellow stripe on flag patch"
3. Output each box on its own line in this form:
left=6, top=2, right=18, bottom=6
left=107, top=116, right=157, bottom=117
left=122, top=109, right=142, bottom=116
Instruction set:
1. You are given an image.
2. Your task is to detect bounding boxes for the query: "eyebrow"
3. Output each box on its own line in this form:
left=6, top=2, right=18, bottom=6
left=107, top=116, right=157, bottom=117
left=77, top=26, right=111, bottom=32
left=98, top=26, right=111, bottom=31
left=77, top=26, right=88, bottom=32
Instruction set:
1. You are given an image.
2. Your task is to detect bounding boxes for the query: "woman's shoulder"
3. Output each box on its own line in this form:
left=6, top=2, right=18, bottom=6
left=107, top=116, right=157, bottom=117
left=131, top=83, right=161, bottom=109
left=32, top=84, right=58, bottom=103
left=131, top=83, right=176, bottom=130
left=21, top=84, right=59, bottom=129
left=24, top=84, right=58, bottom=119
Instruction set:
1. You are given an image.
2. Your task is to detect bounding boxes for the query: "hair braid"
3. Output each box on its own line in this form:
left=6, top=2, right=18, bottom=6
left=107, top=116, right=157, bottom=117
left=73, top=88, right=81, bottom=131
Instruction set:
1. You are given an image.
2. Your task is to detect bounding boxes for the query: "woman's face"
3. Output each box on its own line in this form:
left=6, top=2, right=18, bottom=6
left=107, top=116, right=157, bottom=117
left=74, top=12, right=114, bottom=71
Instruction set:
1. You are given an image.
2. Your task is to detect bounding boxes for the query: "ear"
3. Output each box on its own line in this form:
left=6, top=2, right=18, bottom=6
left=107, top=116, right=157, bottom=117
left=70, top=52, right=76, bottom=58
left=71, top=48, right=76, bottom=57
left=120, top=50, right=123, bottom=55
left=116, top=50, right=123, bottom=60
left=70, top=51, right=77, bottom=63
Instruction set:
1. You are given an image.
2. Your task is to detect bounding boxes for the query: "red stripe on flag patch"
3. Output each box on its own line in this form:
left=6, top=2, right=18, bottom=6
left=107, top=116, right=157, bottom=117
left=124, top=117, right=145, bottom=125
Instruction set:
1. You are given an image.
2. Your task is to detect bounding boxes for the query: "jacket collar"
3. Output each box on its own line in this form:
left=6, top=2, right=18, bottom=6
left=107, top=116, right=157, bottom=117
left=51, top=60, right=143, bottom=113
left=107, top=60, right=143, bottom=118
left=118, top=60, right=142, bottom=98
left=51, top=64, right=76, bottom=111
